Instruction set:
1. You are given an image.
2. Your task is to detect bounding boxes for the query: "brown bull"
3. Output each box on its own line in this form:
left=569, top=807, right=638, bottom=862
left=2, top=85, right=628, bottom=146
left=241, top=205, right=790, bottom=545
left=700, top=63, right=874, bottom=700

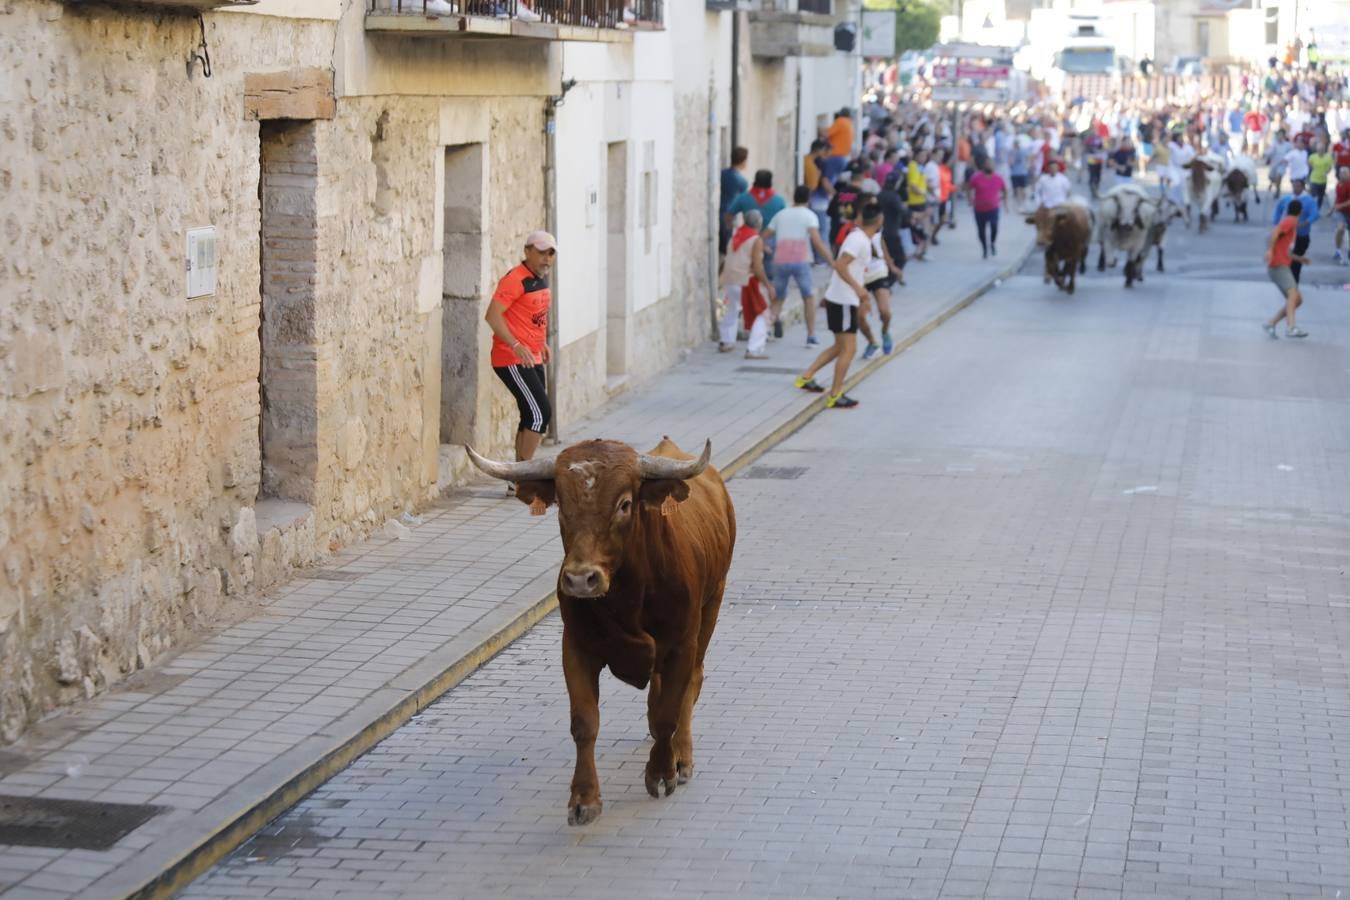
left=467, top=437, right=736, bottom=827
left=1224, top=169, right=1250, bottom=222
left=1044, top=204, right=1091, bottom=295
left=1030, top=205, right=1056, bottom=246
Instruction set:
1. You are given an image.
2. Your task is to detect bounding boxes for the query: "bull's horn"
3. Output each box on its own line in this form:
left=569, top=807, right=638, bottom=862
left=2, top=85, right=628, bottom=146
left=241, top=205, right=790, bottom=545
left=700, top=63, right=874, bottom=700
left=638, top=439, right=711, bottom=481
left=464, top=446, right=556, bottom=482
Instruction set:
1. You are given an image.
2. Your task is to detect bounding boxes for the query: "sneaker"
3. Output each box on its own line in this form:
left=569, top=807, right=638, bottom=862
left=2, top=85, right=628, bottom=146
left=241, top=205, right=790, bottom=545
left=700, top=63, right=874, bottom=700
left=1286, top=326, right=1309, bottom=338
left=826, top=392, right=859, bottom=409
left=744, top=350, right=769, bottom=360
left=1336, top=250, right=1344, bottom=263
left=805, top=335, right=820, bottom=347
left=990, top=244, right=997, bottom=257
left=718, top=343, right=735, bottom=353
left=861, top=342, right=880, bottom=360
left=773, top=320, right=784, bottom=339
left=794, top=375, right=826, bottom=393
left=882, top=332, right=894, bottom=355
left=1263, top=322, right=1279, bottom=339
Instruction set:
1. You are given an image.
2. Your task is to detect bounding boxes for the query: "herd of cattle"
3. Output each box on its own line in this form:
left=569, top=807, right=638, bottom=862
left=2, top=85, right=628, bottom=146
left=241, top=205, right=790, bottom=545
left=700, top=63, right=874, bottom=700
left=1031, top=153, right=1261, bottom=294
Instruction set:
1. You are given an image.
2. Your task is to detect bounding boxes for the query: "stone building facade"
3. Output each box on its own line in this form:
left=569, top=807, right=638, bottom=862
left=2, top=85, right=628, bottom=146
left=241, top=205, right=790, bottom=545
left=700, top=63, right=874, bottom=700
left=0, top=0, right=857, bottom=743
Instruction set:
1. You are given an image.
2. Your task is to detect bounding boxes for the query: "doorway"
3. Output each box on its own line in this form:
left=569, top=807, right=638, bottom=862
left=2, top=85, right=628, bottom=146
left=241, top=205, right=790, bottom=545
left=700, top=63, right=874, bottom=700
left=257, top=121, right=319, bottom=503
left=440, top=143, right=485, bottom=445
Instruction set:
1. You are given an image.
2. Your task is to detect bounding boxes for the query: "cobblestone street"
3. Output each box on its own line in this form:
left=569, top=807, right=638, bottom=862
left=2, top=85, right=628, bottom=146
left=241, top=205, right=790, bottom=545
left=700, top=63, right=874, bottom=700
left=182, top=213, right=1350, bottom=900
left=180, top=209, right=1350, bottom=898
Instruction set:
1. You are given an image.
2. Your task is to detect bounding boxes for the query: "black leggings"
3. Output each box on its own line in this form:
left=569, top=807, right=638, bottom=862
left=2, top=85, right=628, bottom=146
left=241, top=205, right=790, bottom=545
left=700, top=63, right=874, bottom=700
left=1291, top=234, right=1310, bottom=283
left=975, top=208, right=1000, bottom=252
left=494, top=364, right=551, bottom=434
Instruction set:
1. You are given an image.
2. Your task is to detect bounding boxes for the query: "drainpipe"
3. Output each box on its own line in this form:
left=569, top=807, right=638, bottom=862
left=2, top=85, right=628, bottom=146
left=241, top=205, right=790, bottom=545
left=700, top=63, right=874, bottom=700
left=543, top=76, right=577, bottom=445
left=730, top=10, right=741, bottom=151
left=708, top=80, right=721, bottom=342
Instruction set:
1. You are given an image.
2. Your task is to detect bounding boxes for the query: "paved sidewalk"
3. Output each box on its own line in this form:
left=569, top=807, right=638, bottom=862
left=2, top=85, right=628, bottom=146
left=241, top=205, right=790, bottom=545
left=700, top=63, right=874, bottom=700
left=0, top=217, right=1032, bottom=900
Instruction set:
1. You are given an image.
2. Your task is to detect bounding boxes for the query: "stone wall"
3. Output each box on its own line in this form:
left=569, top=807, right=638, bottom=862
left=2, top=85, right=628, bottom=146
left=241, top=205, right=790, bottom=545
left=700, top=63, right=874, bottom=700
left=0, top=1, right=335, bottom=741
left=0, top=0, right=713, bottom=744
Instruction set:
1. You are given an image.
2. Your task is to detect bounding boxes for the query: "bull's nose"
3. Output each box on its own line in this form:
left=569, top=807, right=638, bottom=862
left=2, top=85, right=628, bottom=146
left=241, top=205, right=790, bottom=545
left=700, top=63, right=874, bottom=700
left=561, top=565, right=607, bottom=598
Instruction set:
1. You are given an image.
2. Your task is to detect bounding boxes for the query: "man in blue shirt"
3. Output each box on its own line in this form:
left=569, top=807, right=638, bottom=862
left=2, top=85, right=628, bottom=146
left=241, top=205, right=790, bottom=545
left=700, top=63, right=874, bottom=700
left=1272, top=178, right=1319, bottom=282
left=719, top=146, right=749, bottom=254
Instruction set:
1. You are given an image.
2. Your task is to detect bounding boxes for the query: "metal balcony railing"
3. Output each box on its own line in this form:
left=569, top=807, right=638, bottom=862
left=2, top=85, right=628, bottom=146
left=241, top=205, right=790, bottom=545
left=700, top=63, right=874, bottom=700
left=367, top=0, right=664, bottom=28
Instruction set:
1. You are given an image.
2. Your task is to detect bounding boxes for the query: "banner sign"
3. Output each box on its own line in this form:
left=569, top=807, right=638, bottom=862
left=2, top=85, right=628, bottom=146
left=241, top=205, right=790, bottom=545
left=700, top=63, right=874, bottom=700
left=930, top=85, right=1009, bottom=103
left=930, top=62, right=1012, bottom=81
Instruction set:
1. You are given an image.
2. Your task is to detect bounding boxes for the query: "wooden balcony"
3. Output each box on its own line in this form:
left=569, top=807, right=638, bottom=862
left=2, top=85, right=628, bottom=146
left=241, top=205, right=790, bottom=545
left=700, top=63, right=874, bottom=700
left=366, top=0, right=663, bottom=40
left=63, top=0, right=256, bottom=11
left=748, top=0, right=838, bottom=58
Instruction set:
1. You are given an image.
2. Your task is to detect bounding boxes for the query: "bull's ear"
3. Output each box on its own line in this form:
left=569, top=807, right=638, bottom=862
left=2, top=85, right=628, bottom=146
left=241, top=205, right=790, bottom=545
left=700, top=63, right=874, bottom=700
left=514, top=480, right=557, bottom=510
left=639, top=479, right=691, bottom=511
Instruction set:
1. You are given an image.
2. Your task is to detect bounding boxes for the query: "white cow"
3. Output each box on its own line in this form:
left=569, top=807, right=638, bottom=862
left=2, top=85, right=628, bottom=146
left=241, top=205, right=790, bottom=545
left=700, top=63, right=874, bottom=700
left=1182, top=152, right=1226, bottom=233
left=1222, top=155, right=1260, bottom=222
left=1095, top=184, right=1159, bottom=288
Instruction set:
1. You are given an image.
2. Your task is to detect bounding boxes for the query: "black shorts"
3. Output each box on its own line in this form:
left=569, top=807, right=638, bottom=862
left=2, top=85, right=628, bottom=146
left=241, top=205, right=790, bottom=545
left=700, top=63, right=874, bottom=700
left=824, top=300, right=859, bottom=334
left=1010, top=174, right=1028, bottom=189
left=494, top=364, right=551, bottom=434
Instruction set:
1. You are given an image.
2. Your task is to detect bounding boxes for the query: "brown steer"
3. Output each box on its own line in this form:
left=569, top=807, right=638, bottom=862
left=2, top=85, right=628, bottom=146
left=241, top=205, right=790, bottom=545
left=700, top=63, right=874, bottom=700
left=466, top=437, right=736, bottom=826
left=1044, top=204, right=1092, bottom=295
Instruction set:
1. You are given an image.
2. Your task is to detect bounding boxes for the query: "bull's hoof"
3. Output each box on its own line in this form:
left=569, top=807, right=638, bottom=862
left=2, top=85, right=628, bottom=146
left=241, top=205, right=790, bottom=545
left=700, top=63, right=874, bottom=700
left=568, top=800, right=603, bottom=826
left=645, top=767, right=678, bottom=798
left=676, top=763, right=694, bottom=785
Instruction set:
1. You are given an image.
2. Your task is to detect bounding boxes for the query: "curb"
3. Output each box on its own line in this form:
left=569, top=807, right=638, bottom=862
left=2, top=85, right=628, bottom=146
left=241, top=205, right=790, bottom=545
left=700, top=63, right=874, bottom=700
left=118, top=242, right=1033, bottom=900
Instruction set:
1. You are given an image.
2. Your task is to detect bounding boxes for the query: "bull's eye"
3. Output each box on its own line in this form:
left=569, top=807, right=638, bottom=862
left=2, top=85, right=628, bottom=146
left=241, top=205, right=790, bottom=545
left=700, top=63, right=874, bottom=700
left=617, top=497, right=632, bottom=516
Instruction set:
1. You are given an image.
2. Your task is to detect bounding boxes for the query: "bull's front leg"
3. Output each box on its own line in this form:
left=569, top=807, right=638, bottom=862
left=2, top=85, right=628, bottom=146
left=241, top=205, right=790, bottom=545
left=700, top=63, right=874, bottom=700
left=645, top=643, right=695, bottom=798
left=562, top=632, right=604, bottom=825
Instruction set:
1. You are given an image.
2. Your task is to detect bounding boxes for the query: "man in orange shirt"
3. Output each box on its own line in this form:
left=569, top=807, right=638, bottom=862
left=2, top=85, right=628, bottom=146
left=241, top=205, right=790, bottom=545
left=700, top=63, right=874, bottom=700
left=1262, top=200, right=1310, bottom=339
left=485, top=231, right=557, bottom=462
left=822, top=107, right=855, bottom=185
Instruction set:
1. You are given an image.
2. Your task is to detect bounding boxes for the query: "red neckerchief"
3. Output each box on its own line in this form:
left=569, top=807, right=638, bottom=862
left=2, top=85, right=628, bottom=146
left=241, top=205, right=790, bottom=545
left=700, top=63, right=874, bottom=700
left=731, top=224, right=758, bottom=252
left=749, top=186, right=776, bottom=207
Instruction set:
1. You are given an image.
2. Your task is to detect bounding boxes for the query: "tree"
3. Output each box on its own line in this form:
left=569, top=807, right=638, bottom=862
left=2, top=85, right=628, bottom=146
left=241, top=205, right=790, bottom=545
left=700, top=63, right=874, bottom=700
left=862, top=0, right=943, bottom=57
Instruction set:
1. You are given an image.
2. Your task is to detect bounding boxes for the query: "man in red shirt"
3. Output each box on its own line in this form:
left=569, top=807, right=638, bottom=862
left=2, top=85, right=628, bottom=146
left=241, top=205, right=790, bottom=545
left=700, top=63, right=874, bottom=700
left=485, top=231, right=556, bottom=463
left=1263, top=200, right=1311, bottom=339
left=1334, top=166, right=1350, bottom=266
left=1333, top=129, right=1350, bottom=169
left=1243, top=109, right=1268, bottom=156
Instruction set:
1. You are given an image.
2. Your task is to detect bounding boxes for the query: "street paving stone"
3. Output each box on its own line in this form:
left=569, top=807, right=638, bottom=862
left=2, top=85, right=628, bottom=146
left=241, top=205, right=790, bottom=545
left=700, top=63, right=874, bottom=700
left=184, top=210, right=1350, bottom=898
left=0, top=216, right=1029, bottom=896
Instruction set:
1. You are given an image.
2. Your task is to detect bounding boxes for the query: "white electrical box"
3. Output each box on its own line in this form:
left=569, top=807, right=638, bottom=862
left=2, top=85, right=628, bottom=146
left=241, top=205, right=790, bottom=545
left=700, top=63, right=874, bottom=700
left=585, top=185, right=598, bottom=228
left=186, top=226, right=217, bottom=298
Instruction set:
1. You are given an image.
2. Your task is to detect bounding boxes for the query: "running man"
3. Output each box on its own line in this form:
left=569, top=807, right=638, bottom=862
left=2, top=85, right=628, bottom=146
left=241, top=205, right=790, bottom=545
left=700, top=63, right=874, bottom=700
left=794, top=204, right=884, bottom=409
left=1263, top=198, right=1311, bottom=339
left=485, top=231, right=556, bottom=464
left=764, top=185, right=835, bottom=347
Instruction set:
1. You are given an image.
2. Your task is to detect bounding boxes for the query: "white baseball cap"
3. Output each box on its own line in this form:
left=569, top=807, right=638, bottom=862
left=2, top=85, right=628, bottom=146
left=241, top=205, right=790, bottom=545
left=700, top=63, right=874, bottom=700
left=525, top=230, right=557, bottom=252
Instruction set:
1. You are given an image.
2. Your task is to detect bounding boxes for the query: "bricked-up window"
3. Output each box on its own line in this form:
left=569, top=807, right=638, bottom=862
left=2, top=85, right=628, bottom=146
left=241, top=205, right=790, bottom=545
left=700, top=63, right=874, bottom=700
left=605, top=141, right=629, bottom=377
left=640, top=140, right=657, bottom=255
left=258, top=121, right=320, bottom=503
left=441, top=143, right=485, bottom=446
